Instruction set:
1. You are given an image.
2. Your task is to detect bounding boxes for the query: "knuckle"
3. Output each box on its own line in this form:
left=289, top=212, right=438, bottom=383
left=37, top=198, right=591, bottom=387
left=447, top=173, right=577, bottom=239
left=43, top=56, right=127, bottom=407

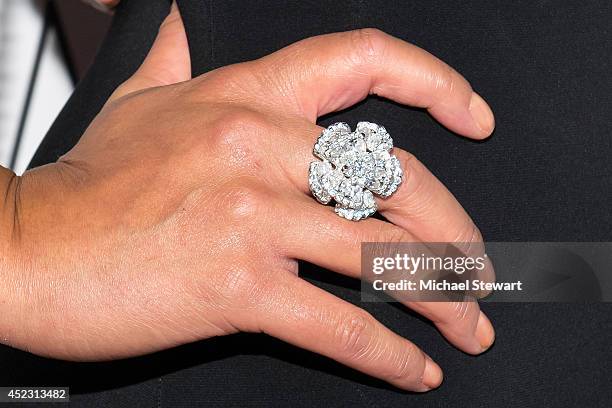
left=386, top=344, right=420, bottom=383
left=380, top=225, right=413, bottom=244
left=349, top=28, right=389, bottom=66
left=450, top=300, right=478, bottom=323
left=465, top=222, right=483, bottom=245
left=435, top=63, right=458, bottom=94
left=207, top=109, right=268, bottom=170
left=219, top=184, right=266, bottom=223
left=334, top=311, right=376, bottom=359
left=208, top=109, right=261, bottom=147
left=430, top=63, right=472, bottom=101
left=453, top=221, right=484, bottom=257
left=216, top=264, right=266, bottom=307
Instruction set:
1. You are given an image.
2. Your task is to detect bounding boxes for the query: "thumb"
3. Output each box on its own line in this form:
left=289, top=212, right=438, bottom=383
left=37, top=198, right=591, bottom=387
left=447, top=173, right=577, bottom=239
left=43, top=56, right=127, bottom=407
left=109, top=1, right=191, bottom=102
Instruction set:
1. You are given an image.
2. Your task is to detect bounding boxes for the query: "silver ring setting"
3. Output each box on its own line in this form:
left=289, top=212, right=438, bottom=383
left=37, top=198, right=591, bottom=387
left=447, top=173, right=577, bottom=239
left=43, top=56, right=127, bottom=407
left=309, top=122, right=403, bottom=221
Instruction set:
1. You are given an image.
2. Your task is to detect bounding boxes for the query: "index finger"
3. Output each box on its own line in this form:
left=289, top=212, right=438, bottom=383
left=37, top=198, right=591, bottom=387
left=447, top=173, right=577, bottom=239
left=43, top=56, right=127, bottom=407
left=256, top=29, right=494, bottom=139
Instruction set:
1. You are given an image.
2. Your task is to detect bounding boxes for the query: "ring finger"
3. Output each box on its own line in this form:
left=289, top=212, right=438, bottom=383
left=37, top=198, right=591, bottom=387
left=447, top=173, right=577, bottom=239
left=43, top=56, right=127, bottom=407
left=278, top=193, right=495, bottom=355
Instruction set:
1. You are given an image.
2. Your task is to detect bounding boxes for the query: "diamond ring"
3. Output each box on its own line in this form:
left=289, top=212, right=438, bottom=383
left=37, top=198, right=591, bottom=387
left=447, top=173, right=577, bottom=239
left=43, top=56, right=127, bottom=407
left=308, top=122, right=403, bottom=221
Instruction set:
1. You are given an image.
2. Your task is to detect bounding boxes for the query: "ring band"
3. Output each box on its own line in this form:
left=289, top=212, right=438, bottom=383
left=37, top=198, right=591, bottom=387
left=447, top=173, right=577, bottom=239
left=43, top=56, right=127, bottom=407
left=309, top=122, right=403, bottom=221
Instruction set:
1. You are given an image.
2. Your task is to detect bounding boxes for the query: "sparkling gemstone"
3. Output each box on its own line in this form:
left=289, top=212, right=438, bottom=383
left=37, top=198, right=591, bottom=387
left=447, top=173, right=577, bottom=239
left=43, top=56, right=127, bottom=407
left=354, top=138, right=367, bottom=152
left=316, top=160, right=332, bottom=177
left=309, top=122, right=402, bottom=221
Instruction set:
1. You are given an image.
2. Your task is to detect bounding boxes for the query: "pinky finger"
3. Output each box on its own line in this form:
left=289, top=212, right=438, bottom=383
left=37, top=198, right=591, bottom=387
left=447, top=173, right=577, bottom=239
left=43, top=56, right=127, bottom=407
left=255, top=271, right=443, bottom=392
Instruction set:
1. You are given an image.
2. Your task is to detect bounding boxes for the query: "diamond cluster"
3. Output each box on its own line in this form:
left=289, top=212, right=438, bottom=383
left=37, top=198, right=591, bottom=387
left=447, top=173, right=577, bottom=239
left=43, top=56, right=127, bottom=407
left=309, top=122, right=403, bottom=221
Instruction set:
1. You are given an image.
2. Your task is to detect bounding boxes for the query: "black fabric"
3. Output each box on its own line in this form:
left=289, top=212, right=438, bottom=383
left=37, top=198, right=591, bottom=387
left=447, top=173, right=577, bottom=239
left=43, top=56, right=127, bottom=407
left=7, top=0, right=611, bottom=406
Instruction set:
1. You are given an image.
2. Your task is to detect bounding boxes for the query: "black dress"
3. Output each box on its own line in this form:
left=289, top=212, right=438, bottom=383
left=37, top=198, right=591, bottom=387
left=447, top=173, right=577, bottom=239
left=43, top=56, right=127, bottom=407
left=7, top=0, right=611, bottom=406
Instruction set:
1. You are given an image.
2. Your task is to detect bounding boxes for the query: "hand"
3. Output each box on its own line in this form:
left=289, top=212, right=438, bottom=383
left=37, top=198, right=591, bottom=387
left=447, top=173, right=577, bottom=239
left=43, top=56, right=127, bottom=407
left=2, top=2, right=495, bottom=392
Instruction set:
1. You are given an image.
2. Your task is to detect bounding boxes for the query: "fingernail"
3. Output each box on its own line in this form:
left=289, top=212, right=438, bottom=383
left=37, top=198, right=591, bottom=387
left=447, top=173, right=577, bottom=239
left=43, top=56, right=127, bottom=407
left=469, top=92, right=495, bottom=136
left=475, top=311, right=495, bottom=352
left=421, top=354, right=443, bottom=391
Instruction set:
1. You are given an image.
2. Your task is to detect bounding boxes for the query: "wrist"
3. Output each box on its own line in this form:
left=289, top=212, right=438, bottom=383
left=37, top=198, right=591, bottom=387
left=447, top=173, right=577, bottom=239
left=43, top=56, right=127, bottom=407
left=0, top=166, right=19, bottom=244
left=0, top=167, right=41, bottom=352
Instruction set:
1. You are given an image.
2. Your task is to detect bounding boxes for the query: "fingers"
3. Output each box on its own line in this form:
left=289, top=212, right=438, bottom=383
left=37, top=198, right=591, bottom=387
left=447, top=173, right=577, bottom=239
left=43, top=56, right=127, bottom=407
left=408, top=302, right=495, bottom=355
left=256, top=271, right=443, bottom=391
left=378, top=148, right=496, bottom=289
left=257, top=29, right=494, bottom=138
left=280, top=196, right=495, bottom=355
left=109, top=1, right=191, bottom=102
left=280, top=124, right=494, bottom=280
left=376, top=149, right=477, bottom=238
left=377, top=149, right=494, bottom=275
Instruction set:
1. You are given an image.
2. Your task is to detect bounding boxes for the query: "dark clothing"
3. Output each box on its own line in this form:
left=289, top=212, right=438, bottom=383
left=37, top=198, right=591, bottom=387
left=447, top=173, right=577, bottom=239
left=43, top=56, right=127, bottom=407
left=6, top=0, right=611, bottom=406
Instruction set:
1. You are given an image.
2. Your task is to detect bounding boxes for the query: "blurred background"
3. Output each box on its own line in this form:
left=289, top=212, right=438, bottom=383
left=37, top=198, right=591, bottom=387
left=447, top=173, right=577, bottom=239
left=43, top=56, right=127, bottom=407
left=0, top=0, right=111, bottom=174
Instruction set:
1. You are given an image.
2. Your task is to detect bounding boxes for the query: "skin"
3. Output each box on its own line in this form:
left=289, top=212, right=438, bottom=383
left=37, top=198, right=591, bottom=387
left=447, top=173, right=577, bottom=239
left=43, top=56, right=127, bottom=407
left=0, top=3, right=496, bottom=392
